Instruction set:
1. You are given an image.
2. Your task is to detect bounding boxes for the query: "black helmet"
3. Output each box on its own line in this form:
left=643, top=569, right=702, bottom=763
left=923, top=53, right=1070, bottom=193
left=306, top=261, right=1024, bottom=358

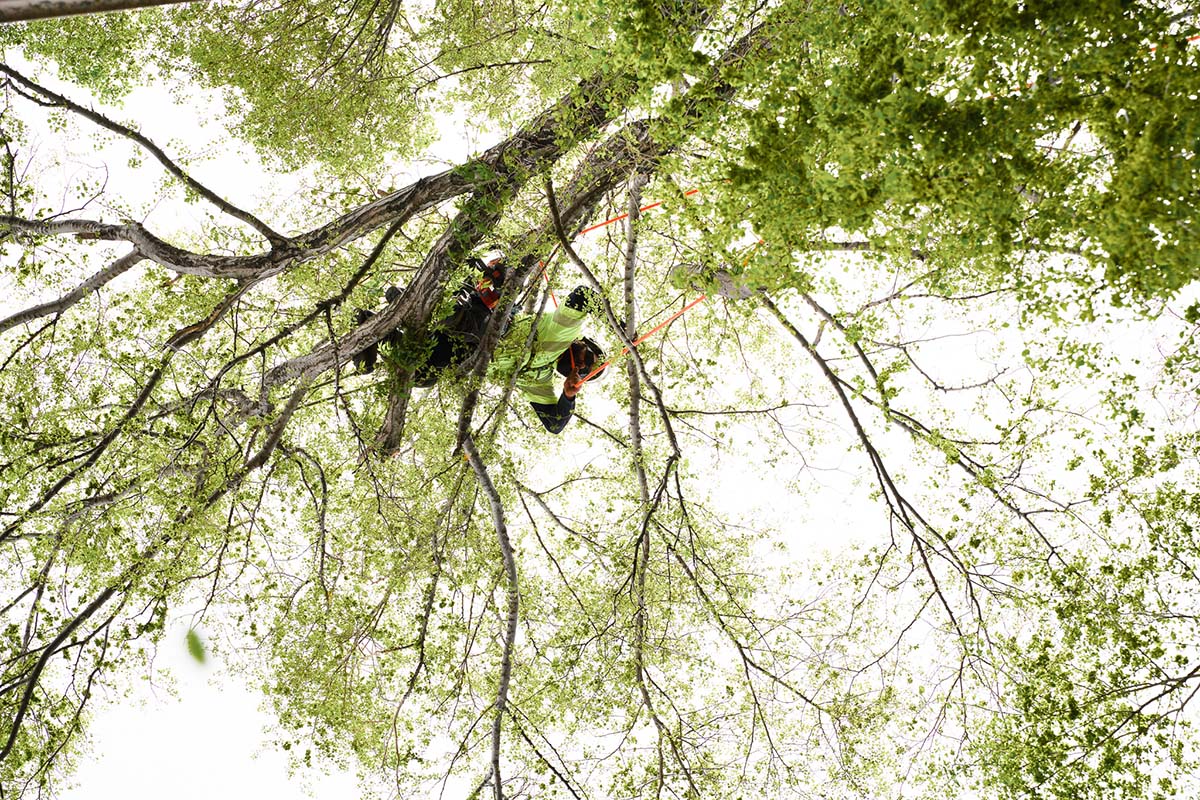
left=556, top=337, right=606, bottom=380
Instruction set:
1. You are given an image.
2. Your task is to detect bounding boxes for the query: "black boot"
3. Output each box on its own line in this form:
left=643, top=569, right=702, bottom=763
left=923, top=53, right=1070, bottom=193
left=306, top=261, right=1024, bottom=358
left=352, top=308, right=378, bottom=374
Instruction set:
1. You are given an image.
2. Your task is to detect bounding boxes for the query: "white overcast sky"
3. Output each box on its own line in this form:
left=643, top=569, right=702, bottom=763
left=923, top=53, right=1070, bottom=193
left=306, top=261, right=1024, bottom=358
left=0, top=45, right=879, bottom=798
left=18, top=29, right=1198, bottom=798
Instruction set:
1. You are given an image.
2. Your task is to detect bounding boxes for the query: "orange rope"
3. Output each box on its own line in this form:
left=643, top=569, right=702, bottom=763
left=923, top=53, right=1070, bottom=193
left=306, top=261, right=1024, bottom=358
left=578, top=236, right=763, bottom=381
left=571, top=190, right=761, bottom=381
left=1150, top=33, right=1200, bottom=51
left=582, top=294, right=708, bottom=382
left=577, top=188, right=701, bottom=236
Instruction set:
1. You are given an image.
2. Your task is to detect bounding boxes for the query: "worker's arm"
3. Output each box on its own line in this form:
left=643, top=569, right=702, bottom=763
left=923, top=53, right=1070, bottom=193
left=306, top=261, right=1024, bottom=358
left=564, top=285, right=603, bottom=315
left=528, top=369, right=586, bottom=434
left=529, top=393, right=575, bottom=434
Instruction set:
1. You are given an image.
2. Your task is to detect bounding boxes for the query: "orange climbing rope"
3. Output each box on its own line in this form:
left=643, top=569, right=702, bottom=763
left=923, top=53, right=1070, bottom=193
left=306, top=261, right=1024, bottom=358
left=1149, top=33, right=1200, bottom=51
left=537, top=189, right=704, bottom=307
left=559, top=188, right=715, bottom=381
left=581, top=294, right=708, bottom=381
left=577, top=188, right=702, bottom=236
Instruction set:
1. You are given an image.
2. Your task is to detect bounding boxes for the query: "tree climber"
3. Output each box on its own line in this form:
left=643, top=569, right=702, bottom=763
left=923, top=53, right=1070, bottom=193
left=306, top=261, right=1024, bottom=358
left=488, top=287, right=607, bottom=434
left=352, top=254, right=607, bottom=434
left=352, top=251, right=510, bottom=381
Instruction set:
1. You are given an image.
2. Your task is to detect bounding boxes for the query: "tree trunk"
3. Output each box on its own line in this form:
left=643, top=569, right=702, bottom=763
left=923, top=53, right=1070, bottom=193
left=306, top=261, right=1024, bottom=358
left=0, top=0, right=201, bottom=23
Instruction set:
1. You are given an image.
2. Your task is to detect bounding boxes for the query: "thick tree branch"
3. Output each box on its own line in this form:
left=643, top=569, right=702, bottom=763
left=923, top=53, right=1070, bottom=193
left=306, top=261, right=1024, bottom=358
left=3, top=71, right=625, bottom=283
left=0, top=248, right=142, bottom=335
left=0, top=0, right=199, bottom=23
left=0, top=63, right=283, bottom=244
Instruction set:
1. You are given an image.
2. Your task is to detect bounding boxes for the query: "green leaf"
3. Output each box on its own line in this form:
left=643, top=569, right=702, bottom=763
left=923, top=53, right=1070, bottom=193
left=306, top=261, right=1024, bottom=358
left=186, top=629, right=206, bottom=664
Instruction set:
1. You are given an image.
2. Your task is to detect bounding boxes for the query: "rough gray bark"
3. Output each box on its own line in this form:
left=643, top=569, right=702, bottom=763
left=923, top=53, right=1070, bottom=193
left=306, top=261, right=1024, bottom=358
left=0, top=0, right=200, bottom=22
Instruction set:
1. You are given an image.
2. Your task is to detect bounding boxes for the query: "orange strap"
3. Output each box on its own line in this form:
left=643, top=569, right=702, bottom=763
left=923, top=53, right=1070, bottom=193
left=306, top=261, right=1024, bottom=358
left=582, top=294, right=708, bottom=382
left=577, top=189, right=701, bottom=236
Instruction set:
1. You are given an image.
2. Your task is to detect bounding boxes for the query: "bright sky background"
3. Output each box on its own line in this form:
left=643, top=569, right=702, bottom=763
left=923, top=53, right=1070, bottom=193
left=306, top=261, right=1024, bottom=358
left=0, top=46, right=880, bottom=798
left=18, top=31, right=1195, bottom=797
left=62, top=618, right=361, bottom=798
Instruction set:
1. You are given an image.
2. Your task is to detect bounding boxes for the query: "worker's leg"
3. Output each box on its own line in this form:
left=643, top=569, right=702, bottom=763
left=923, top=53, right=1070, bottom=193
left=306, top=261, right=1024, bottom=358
left=351, top=308, right=378, bottom=374
left=413, top=286, right=492, bottom=387
left=351, top=285, right=412, bottom=374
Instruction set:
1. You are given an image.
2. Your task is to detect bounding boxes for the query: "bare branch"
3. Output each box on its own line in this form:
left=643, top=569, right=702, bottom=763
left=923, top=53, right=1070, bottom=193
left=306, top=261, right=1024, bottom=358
left=0, top=63, right=283, bottom=244
left=759, top=291, right=972, bottom=636
left=0, top=249, right=141, bottom=335
left=461, top=433, right=519, bottom=800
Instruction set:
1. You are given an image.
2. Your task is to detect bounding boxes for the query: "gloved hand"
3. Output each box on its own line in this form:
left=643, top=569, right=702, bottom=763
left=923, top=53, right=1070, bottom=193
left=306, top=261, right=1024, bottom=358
left=563, top=369, right=585, bottom=398
left=565, top=285, right=604, bottom=314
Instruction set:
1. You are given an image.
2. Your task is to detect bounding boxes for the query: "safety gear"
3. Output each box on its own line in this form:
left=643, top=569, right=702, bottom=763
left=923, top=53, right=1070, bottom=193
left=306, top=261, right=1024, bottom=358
left=488, top=303, right=587, bottom=405
left=564, top=285, right=603, bottom=314
left=555, top=337, right=605, bottom=380
left=469, top=252, right=507, bottom=286
left=468, top=255, right=508, bottom=310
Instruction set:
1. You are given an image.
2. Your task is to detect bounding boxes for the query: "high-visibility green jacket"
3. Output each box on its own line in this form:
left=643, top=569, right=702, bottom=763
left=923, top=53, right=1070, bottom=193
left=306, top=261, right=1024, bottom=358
left=487, top=304, right=586, bottom=404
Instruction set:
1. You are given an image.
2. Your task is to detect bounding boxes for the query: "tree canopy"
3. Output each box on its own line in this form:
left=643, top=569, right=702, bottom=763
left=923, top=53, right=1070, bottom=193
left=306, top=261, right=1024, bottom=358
left=1, top=1, right=1200, bottom=798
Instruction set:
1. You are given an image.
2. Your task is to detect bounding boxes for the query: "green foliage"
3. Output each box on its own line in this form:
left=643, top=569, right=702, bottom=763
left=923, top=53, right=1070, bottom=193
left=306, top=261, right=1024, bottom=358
left=2, top=1, right=1200, bottom=798
left=186, top=629, right=206, bottom=663
left=712, top=0, right=1200, bottom=302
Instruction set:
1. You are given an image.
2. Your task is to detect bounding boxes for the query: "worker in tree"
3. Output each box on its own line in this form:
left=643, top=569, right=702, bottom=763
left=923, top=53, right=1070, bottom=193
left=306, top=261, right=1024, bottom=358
left=352, top=252, right=607, bottom=434
left=487, top=286, right=607, bottom=434
left=352, top=252, right=508, bottom=380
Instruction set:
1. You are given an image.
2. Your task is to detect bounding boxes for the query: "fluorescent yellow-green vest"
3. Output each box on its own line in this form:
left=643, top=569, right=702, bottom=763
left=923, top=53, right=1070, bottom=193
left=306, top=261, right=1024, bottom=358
left=487, top=305, right=586, bottom=404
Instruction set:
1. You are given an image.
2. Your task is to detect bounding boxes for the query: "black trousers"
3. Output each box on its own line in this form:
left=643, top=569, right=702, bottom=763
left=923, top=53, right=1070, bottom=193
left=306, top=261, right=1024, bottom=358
left=411, top=285, right=495, bottom=387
